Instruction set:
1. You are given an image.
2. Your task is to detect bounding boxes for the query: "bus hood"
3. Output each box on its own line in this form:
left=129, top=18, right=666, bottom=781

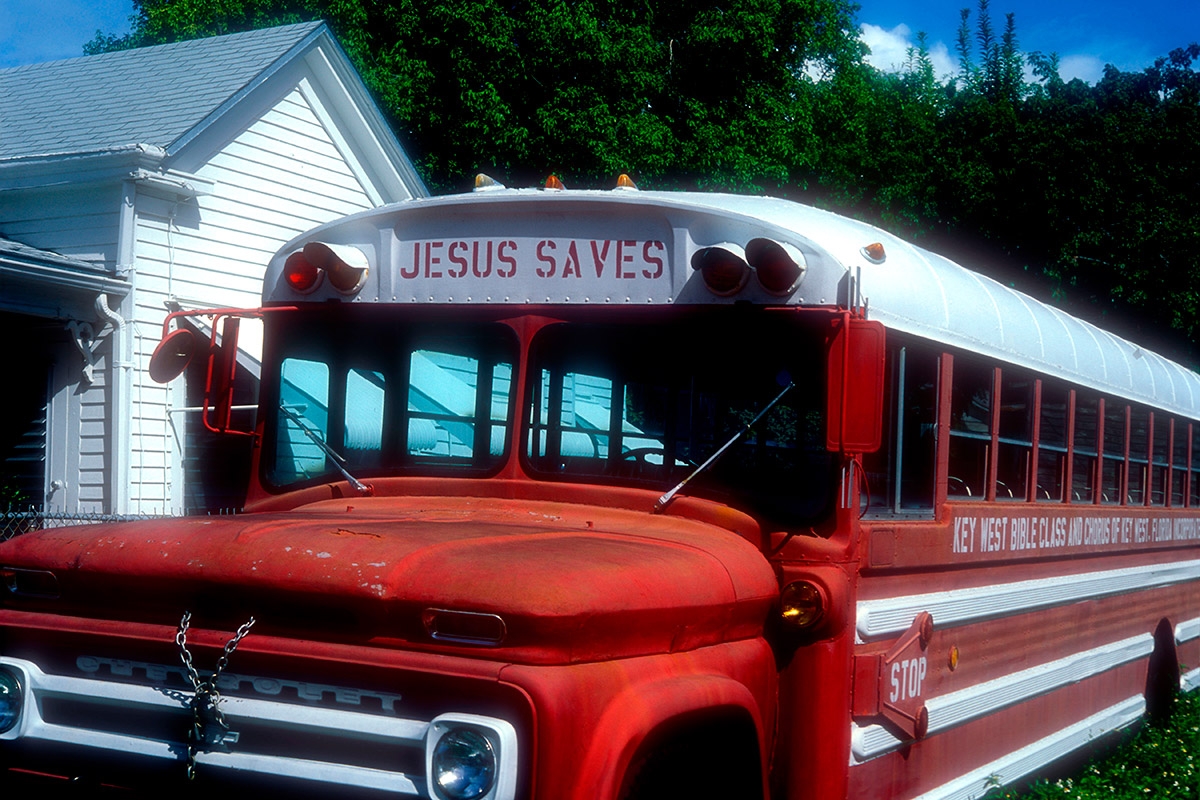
left=0, top=497, right=778, bottom=664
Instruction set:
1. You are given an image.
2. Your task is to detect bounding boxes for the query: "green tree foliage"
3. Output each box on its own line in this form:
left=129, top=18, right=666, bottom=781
left=88, top=2, right=1200, bottom=354
left=933, top=35, right=1200, bottom=351
left=91, top=0, right=864, bottom=193
left=819, top=3, right=1199, bottom=357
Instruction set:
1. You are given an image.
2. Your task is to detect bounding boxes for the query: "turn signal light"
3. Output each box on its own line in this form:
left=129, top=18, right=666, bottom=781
left=780, top=580, right=826, bottom=630
left=746, top=238, right=806, bottom=295
left=284, top=250, right=322, bottom=293
left=692, top=245, right=750, bottom=296
left=283, top=242, right=370, bottom=295
left=544, top=175, right=566, bottom=190
left=307, top=242, right=369, bottom=293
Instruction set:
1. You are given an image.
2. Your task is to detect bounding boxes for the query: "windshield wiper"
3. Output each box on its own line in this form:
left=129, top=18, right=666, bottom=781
left=278, top=404, right=373, bottom=495
left=653, top=381, right=795, bottom=514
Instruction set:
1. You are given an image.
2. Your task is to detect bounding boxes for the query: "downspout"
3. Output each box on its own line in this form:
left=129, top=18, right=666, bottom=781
left=96, top=293, right=131, bottom=514
left=100, top=178, right=139, bottom=514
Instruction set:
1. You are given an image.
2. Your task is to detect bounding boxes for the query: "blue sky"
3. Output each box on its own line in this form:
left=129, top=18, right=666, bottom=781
left=0, top=1, right=134, bottom=68
left=857, top=0, right=1198, bottom=83
left=0, top=0, right=1195, bottom=82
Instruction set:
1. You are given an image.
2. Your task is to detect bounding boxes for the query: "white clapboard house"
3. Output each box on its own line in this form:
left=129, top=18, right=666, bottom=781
left=0, top=22, right=428, bottom=517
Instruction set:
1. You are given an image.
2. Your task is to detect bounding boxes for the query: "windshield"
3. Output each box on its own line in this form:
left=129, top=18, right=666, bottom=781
left=264, top=311, right=518, bottom=488
left=263, top=308, right=835, bottom=523
left=524, top=311, right=834, bottom=523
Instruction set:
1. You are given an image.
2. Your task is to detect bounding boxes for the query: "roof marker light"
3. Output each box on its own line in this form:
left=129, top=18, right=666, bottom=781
left=692, top=244, right=751, bottom=296
left=615, top=174, right=639, bottom=190
left=862, top=242, right=887, bottom=264
left=283, top=250, right=323, bottom=293
left=473, top=173, right=505, bottom=191
left=305, top=241, right=370, bottom=294
left=544, top=175, right=566, bottom=191
left=747, top=238, right=807, bottom=296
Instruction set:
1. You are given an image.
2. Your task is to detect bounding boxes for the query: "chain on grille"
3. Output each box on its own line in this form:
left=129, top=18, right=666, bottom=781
left=176, top=610, right=257, bottom=780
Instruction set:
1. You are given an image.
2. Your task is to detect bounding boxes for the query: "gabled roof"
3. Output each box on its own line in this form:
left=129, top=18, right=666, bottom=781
left=0, top=22, right=427, bottom=199
left=0, top=22, right=326, bottom=160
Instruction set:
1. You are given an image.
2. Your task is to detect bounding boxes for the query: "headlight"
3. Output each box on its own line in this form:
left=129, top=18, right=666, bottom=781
left=426, top=714, right=518, bottom=800
left=0, top=666, right=23, bottom=734
left=432, top=726, right=495, bottom=799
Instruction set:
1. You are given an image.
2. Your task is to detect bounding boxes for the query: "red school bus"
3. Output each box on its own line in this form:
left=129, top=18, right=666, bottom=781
left=1, top=176, right=1199, bottom=800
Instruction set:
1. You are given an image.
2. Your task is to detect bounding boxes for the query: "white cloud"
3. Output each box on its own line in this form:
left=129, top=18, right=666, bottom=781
left=859, top=21, right=1113, bottom=86
left=860, top=23, right=913, bottom=72
left=1058, top=54, right=1106, bottom=84
left=859, top=23, right=958, bottom=82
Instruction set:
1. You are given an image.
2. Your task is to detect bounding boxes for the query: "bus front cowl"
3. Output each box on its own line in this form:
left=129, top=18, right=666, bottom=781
left=0, top=495, right=778, bottom=665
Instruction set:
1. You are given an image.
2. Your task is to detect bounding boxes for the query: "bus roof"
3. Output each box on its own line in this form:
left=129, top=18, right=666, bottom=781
left=263, top=187, right=1200, bottom=419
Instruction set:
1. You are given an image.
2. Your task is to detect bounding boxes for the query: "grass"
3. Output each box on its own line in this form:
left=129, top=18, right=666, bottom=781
left=987, top=691, right=1200, bottom=800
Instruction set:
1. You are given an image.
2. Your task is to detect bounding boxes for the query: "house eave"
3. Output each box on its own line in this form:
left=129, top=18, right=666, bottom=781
left=0, top=250, right=130, bottom=321
left=0, top=144, right=167, bottom=191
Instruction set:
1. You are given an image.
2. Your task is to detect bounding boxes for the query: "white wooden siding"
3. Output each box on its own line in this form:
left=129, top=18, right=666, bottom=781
left=4, top=34, right=422, bottom=516
left=125, top=84, right=375, bottom=512
left=75, top=345, right=109, bottom=512
left=0, top=187, right=122, bottom=268
left=0, top=183, right=122, bottom=514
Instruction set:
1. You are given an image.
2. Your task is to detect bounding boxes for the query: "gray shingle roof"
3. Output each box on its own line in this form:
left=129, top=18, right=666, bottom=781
left=0, top=22, right=324, bottom=160
left=0, top=235, right=103, bottom=271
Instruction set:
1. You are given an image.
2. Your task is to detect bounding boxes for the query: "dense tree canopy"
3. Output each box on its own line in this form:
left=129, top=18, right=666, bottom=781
left=91, top=0, right=864, bottom=192
left=89, top=1, right=1200, bottom=360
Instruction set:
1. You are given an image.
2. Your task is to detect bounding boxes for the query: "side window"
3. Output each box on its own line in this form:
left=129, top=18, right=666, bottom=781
left=948, top=360, right=993, bottom=498
left=1128, top=407, right=1149, bottom=505
left=864, top=342, right=938, bottom=516
left=1172, top=421, right=1188, bottom=507
left=407, top=349, right=512, bottom=461
left=1192, top=426, right=1200, bottom=507
left=527, top=370, right=677, bottom=470
left=1036, top=382, right=1068, bottom=501
left=1073, top=395, right=1099, bottom=503
left=273, top=357, right=331, bottom=483
left=1101, top=403, right=1126, bottom=504
left=1150, top=415, right=1169, bottom=506
left=996, top=372, right=1033, bottom=500
left=528, top=369, right=617, bottom=462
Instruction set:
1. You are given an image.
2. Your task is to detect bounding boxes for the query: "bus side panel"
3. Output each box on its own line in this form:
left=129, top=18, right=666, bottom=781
left=846, top=661, right=1147, bottom=799
left=852, top=511, right=1200, bottom=800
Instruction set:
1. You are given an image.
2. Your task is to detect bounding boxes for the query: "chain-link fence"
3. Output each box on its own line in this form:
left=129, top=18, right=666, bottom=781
left=1, top=507, right=242, bottom=542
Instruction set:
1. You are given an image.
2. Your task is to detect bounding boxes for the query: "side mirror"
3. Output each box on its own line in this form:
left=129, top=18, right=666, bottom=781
left=208, top=316, right=241, bottom=433
left=826, top=317, right=886, bottom=453
left=148, top=311, right=257, bottom=437
left=148, top=328, right=201, bottom=384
